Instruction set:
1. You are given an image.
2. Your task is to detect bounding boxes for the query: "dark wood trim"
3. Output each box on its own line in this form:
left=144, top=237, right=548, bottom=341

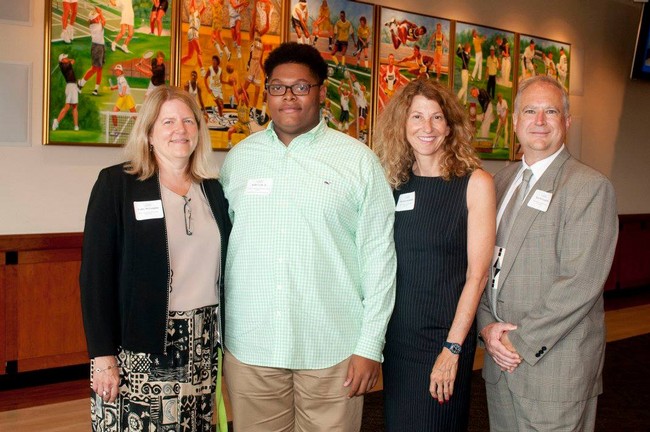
left=0, top=233, right=83, bottom=252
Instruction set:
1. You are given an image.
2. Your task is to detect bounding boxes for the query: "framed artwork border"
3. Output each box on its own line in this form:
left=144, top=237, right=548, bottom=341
left=43, top=0, right=178, bottom=146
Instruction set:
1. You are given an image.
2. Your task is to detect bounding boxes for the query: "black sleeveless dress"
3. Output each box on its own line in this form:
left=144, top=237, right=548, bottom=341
left=383, top=174, right=476, bottom=432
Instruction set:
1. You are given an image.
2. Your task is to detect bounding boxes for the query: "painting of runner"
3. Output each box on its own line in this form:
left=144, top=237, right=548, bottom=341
left=45, top=0, right=173, bottom=146
left=377, top=7, right=451, bottom=116
left=288, top=0, right=375, bottom=145
left=178, top=0, right=282, bottom=150
left=455, top=22, right=514, bottom=160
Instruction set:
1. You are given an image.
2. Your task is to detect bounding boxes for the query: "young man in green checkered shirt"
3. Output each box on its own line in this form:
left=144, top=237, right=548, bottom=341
left=220, top=42, right=396, bottom=431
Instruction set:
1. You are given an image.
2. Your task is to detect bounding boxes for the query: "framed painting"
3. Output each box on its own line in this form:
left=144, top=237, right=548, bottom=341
left=177, top=0, right=283, bottom=150
left=454, top=22, right=514, bottom=160
left=287, top=0, right=375, bottom=145
left=44, top=0, right=175, bottom=146
left=376, top=7, right=451, bottom=115
left=514, top=34, right=570, bottom=159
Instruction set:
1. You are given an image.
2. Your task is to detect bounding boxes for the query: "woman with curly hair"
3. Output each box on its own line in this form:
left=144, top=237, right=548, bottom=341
left=374, top=78, right=495, bottom=431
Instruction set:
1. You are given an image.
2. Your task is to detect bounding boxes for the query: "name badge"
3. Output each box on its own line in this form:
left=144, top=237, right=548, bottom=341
left=395, top=192, right=415, bottom=211
left=527, top=190, right=552, bottom=212
left=134, top=200, right=164, bottom=221
left=245, top=178, right=273, bottom=195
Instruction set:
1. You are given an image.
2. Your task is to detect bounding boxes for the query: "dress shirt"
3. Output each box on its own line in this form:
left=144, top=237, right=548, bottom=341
left=220, top=119, right=396, bottom=369
left=497, top=145, right=565, bottom=226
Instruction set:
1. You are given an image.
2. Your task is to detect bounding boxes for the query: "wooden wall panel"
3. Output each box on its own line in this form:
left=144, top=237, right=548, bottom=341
left=0, top=252, right=6, bottom=374
left=13, top=260, right=86, bottom=371
left=1, top=233, right=87, bottom=373
left=617, top=215, right=650, bottom=289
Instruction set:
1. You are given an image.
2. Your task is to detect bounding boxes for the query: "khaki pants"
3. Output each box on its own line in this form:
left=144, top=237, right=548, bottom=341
left=224, top=350, right=363, bottom=432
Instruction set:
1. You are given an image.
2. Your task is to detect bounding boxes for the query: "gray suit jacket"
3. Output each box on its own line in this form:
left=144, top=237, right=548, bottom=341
left=477, top=148, right=618, bottom=402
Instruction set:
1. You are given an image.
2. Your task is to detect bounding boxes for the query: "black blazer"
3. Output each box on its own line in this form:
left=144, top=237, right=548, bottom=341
left=79, top=163, right=230, bottom=358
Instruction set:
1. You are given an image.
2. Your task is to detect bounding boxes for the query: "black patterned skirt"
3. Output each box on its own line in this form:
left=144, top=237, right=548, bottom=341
left=90, top=305, right=220, bottom=432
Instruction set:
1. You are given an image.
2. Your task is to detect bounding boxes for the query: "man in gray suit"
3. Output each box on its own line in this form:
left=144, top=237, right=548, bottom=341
left=477, top=75, right=618, bottom=431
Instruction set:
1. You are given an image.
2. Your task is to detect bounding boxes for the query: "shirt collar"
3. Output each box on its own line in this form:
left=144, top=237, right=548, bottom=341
left=265, top=119, right=328, bottom=149
left=522, top=144, right=565, bottom=181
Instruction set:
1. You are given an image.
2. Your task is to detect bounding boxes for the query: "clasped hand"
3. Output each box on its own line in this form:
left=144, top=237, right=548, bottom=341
left=480, top=322, right=522, bottom=372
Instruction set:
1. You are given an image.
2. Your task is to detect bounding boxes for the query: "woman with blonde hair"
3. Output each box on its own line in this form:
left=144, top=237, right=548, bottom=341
left=80, top=85, right=230, bottom=431
left=375, top=78, right=495, bottom=431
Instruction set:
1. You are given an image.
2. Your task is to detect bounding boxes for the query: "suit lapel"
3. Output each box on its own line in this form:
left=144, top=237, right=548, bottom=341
left=495, top=165, right=519, bottom=211
left=497, top=149, right=572, bottom=290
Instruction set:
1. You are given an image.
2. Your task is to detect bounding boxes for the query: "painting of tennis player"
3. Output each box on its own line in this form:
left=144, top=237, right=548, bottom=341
left=45, top=0, right=173, bottom=146
left=454, top=22, right=514, bottom=160
left=178, top=0, right=282, bottom=150
left=287, top=0, right=375, bottom=145
left=377, top=7, right=451, bottom=115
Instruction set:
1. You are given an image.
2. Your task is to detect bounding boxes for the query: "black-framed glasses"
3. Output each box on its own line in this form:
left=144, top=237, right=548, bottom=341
left=265, top=82, right=320, bottom=96
left=182, top=195, right=192, bottom=236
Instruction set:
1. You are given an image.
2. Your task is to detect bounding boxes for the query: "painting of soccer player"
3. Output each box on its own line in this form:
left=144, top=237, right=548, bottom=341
left=287, top=0, right=374, bottom=144
left=179, top=0, right=281, bottom=149
left=514, top=35, right=571, bottom=159
left=45, top=1, right=172, bottom=146
left=454, top=22, right=515, bottom=160
left=377, top=7, right=451, bottom=114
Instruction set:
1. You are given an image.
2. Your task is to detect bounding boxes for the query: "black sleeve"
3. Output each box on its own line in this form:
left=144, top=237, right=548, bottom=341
left=79, top=168, right=122, bottom=358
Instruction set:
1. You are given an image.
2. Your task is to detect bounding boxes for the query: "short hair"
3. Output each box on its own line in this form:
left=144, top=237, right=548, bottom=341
left=374, top=78, right=481, bottom=188
left=514, top=75, right=569, bottom=118
left=263, top=42, right=328, bottom=84
left=156, top=50, right=165, bottom=59
left=123, top=86, right=216, bottom=181
left=212, top=55, right=220, bottom=64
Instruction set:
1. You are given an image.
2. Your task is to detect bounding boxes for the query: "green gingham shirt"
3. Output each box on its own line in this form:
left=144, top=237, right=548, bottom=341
left=220, top=119, right=396, bottom=369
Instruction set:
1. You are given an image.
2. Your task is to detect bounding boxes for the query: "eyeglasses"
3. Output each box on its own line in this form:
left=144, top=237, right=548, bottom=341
left=265, top=82, right=320, bottom=96
left=182, top=195, right=192, bottom=236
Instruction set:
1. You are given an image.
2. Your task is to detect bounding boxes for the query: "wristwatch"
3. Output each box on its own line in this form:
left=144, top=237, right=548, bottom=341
left=443, top=341, right=462, bottom=355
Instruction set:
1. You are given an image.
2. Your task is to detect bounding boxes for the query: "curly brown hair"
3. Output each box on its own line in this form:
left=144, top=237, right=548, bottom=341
left=373, top=78, right=481, bottom=189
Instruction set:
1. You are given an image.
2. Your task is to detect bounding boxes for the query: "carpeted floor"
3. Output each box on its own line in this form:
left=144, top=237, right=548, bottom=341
left=360, top=333, right=650, bottom=431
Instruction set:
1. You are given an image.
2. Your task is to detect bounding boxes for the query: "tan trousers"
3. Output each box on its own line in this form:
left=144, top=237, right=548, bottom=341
left=224, top=350, right=364, bottom=432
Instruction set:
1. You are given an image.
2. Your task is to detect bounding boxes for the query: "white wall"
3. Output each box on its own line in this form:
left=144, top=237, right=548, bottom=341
left=1, top=0, right=648, bottom=234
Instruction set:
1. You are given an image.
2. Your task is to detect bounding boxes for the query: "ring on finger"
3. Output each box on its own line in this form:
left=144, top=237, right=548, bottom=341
left=102, top=390, right=108, bottom=396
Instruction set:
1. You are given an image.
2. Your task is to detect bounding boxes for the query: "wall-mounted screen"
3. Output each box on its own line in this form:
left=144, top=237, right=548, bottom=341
left=631, top=4, right=650, bottom=80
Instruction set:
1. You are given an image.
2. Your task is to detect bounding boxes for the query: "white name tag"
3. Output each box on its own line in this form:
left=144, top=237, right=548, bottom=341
left=245, top=178, right=273, bottom=195
left=527, top=190, right=552, bottom=212
left=395, top=192, right=415, bottom=211
left=133, top=200, right=164, bottom=221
